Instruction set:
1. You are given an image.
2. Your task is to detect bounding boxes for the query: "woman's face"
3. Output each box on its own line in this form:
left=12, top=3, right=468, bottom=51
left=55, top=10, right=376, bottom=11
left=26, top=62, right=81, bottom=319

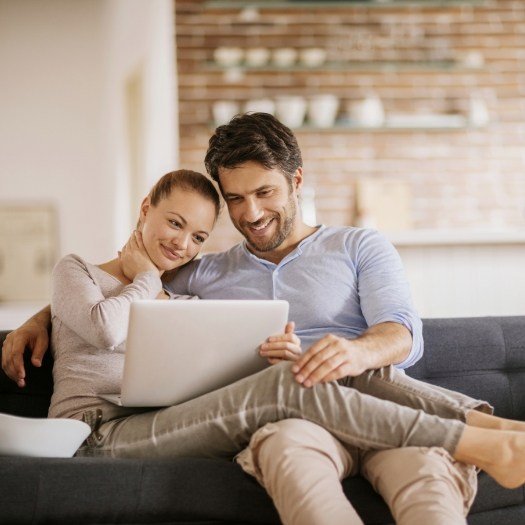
left=139, top=188, right=217, bottom=272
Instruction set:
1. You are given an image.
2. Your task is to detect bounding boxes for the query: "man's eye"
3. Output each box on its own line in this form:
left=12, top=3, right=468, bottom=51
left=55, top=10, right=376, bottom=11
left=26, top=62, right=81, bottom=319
left=258, top=190, right=272, bottom=197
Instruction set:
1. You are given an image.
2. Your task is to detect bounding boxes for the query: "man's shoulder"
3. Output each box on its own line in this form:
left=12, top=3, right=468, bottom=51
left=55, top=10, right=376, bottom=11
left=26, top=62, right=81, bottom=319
left=315, top=225, right=384, bottom=248
left=198, top=242, right=245, bottom=269
left=167, top=242, right=246, bottom=291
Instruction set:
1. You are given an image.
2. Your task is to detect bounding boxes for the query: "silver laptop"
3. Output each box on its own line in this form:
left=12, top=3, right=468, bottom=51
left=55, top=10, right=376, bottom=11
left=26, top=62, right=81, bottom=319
left=100, top=299, right=289, bottom=407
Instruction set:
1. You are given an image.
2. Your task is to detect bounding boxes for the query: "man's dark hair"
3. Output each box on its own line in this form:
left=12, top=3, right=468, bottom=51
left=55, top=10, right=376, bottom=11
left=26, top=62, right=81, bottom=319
left=204, top=112, right=303, bottom=189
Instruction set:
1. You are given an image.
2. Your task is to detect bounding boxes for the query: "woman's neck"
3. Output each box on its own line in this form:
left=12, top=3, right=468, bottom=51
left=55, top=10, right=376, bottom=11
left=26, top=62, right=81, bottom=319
left=98, top=258, right=132, bottom=285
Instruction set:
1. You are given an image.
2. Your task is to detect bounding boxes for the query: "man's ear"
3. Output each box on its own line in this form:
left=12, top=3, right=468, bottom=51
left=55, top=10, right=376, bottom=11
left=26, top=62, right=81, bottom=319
left=138, top=196, right=151, bottom=231
left=293, top=168, right=304, bottom=192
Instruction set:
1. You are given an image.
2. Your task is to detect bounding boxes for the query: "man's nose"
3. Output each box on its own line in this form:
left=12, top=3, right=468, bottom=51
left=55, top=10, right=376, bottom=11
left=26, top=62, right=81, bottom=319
left=243, top=198, right=264, bottom=223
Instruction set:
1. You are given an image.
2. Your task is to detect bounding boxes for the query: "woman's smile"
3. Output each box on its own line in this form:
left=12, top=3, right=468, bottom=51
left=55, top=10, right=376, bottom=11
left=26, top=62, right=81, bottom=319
left=160, top=243, right=184, bottom=262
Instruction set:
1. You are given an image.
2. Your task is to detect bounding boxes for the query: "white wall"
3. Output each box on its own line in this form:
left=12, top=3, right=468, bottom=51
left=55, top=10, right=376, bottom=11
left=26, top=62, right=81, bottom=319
left=0, top=0, right=177, bottom=266
left=105, top=0, right=178, bottom=250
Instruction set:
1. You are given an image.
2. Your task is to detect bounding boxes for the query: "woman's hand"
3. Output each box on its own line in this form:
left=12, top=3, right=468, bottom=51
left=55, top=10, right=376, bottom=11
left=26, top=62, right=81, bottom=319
left=119, top=230, right=160, bottom=281
left=259, top=321, right=302, bottom=365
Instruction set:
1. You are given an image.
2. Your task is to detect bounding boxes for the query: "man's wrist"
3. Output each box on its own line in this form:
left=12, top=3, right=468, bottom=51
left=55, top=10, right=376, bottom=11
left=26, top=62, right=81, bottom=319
left=30, top=305, right=52, bottom=329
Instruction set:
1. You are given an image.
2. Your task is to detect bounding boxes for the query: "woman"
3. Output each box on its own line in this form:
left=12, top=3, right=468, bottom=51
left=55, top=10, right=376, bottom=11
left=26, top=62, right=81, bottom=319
left=43, top=169, right=525, bottom=524
left=48, top=169, right=220, bottom=423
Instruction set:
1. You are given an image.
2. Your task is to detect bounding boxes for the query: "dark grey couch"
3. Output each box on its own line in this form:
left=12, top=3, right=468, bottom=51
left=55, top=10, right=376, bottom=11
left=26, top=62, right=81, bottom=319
left=1, top=317, right=525, bottom=524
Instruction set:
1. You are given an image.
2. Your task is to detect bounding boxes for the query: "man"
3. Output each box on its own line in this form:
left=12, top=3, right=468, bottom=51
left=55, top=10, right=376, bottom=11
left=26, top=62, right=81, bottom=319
left=3, top=113, right=482, bottom=524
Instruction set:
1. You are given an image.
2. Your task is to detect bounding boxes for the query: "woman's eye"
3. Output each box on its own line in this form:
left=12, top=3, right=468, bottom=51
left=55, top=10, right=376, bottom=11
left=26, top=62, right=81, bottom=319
left=193, top=235, right=205, bottom=244
left=169, top=220, right=181, bottom=228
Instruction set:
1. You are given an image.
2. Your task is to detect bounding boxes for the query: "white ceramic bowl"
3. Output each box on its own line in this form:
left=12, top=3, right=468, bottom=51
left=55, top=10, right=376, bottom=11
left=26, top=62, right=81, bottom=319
left=275, top=95, right=307, bottom=128
left=299, top=48, right=327, bottom=67
left=244, top=98, right=275, bottom=115
left=245, top=47, right=271, bottom=67
left=212, top=100, right=240, bottom=126
left=213, top=47, right=244, bottom=68
left=308, top=94, right=340, bottom=128
left=272, top=48, right=298, bottom=68
left=0, top=412, right=91, bottom=457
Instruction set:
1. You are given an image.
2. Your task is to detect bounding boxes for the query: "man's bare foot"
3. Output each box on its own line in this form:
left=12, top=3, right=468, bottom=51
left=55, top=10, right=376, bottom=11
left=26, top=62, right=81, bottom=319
left=466, top=409, right=525, bottom=433
left=455, top=427, right=525, bottom=489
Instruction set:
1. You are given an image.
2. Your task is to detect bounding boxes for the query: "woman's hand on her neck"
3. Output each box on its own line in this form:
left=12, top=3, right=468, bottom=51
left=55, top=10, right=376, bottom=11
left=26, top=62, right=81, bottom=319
left=119, top=230, right=161, bottom=281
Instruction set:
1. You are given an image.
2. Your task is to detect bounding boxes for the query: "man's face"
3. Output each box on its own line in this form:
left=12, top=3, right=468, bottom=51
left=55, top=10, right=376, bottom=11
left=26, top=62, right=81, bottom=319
left=219, top=161, right=302, bottom=255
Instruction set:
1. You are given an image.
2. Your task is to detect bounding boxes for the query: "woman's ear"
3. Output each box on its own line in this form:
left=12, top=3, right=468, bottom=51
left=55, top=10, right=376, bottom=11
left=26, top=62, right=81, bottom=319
left=138, top=196, right=151, bottom=231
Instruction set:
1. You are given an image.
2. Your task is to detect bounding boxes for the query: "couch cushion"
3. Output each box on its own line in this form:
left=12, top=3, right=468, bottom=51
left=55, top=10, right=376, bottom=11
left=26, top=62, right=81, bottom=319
left=0, top=456, right=281, bottom=524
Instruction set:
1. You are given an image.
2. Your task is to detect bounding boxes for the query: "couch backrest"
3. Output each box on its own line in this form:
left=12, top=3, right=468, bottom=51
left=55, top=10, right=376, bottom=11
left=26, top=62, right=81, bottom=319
left=1, top=316, right=524, bottom=420
left=408, top=317, right=525, bottom=420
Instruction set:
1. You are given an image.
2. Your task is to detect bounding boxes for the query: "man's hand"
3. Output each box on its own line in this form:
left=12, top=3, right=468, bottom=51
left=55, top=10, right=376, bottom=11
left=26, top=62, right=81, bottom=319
left=291, top=334, right=372, bottom=387
left=260, top=321, right=302, bottom=365
left=119, top=230, right=160, bottom=281
left=291, top=322, right=413, bottom=387
left=1, top=307, right=51, bottom=388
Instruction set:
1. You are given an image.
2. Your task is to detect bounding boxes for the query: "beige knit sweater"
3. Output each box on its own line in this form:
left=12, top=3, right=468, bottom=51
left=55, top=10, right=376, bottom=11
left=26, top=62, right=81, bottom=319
left=49, top=254, right=167, bottom=422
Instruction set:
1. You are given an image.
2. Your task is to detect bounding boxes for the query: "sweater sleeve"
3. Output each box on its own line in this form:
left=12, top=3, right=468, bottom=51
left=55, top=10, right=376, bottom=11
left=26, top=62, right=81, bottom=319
left=51, top=254, right=163, bottom=349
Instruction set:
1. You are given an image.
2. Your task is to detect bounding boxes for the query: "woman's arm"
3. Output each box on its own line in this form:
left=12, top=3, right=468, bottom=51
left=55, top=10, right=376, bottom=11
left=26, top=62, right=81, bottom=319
left=52, top=254, right=162, bottom=350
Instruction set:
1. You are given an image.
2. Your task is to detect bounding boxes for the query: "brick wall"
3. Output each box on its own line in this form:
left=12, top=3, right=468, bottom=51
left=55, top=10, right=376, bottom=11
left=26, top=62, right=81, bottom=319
left=175, top=0, right=525, bottom=253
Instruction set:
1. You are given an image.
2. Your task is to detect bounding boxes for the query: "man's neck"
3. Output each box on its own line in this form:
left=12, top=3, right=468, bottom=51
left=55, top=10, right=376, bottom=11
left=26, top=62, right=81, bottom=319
left=248, top=223, right=319, bottom=265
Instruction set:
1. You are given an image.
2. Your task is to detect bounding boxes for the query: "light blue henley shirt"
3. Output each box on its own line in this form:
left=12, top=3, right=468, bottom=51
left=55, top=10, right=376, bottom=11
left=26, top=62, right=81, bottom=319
left=166, top=225, right=423, bottom=369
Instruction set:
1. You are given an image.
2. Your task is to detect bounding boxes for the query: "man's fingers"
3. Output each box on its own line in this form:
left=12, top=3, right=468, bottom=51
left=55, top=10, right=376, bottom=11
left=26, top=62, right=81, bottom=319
left=293, top=345, right=338, bottom=385
left=4, top=335, right=27, bottom=385
left=321, top=363, right=350, bottom=384
left=303, top=354, right=347, bottom=387
left=31, top=334, right=48, bottom=367
left=261, top=348, right=300, bottom=361
left=292, top=337, right=330, bottom=372
left=12, top=350, right=26, bottom=380
left=261, top=341, right=301, bottom=353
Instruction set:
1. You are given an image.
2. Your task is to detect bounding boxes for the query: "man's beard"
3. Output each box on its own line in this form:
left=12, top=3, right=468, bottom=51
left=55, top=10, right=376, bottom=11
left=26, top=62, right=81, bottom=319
left=241, top=198, right=297, bottom=253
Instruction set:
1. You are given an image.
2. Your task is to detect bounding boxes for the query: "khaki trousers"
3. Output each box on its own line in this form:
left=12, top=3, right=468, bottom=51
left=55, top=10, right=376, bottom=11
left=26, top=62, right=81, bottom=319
left=237, top=419, right=477, bottom=525
left=77, top=362, right=489, bottom=459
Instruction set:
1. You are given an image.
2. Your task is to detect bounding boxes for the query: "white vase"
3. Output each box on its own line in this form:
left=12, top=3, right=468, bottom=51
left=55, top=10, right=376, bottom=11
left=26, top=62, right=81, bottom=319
left=308, top=94, right=340, bottom=128
left=244, top=98, right=276, bottom=115
left=212, top=100, right=240, bottom=126
left=353, top=96, right=385, bottom=127
left=275, top=95, right=307, bottom=128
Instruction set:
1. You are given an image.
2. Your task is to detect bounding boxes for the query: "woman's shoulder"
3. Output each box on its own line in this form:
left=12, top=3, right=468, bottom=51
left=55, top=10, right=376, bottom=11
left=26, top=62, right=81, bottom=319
left=52, top=253, right=95, bottom=281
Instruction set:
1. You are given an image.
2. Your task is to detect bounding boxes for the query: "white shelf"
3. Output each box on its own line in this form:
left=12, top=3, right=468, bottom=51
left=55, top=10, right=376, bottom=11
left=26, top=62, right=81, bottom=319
left=206, top=1, right=486, bottom=9
left=387, top=230, right=525, bottom=247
